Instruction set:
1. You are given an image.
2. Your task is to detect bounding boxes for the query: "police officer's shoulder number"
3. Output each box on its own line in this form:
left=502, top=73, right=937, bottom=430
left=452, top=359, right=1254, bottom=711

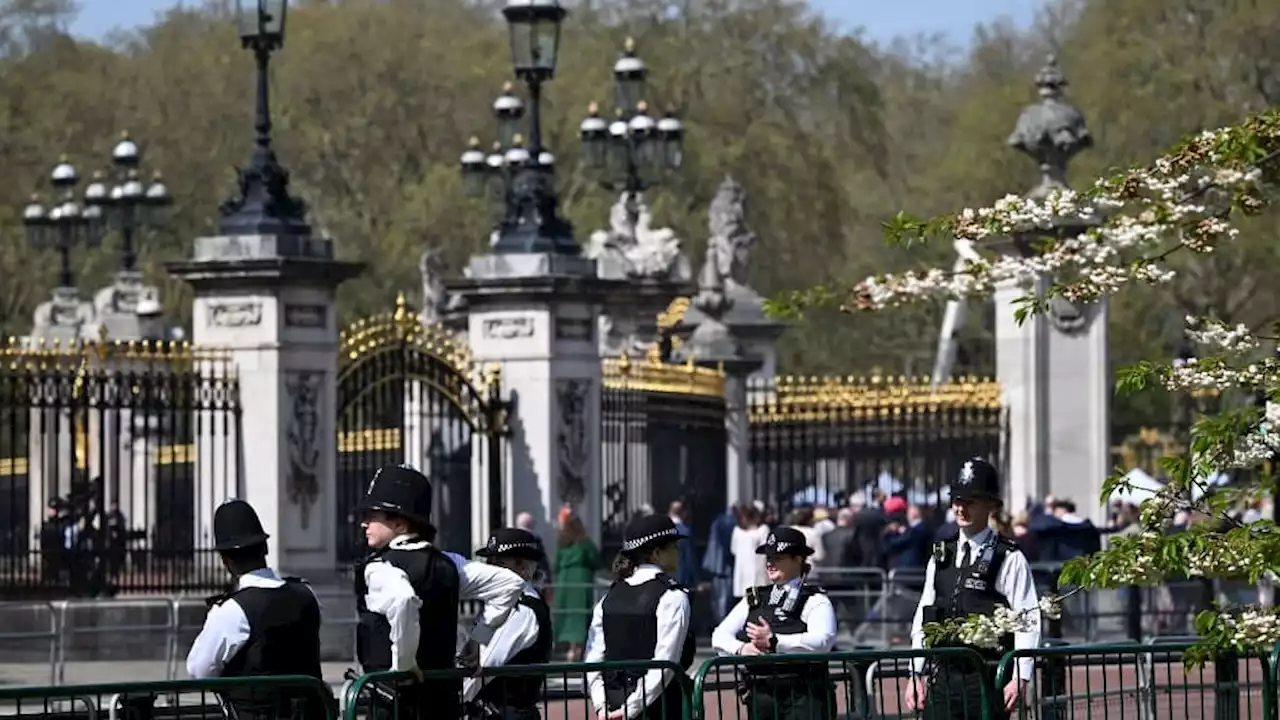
left=800, top=582, right=826, bottom=595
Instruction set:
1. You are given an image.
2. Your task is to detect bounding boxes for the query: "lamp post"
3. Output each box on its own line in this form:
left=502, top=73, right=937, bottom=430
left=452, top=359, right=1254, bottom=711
left=459, top=0, right=575, bottom=255
left=22, top=157, right=105, bottom=289
left=579, top=38, right=684, bottom=218
left=84, top=132, right=173, bottom=273
left=219, top=0, right=310, bottom=237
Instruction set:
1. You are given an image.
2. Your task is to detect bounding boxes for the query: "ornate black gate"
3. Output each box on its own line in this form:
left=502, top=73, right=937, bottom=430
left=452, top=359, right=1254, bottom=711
left=335, top=296, right=506, bottom=561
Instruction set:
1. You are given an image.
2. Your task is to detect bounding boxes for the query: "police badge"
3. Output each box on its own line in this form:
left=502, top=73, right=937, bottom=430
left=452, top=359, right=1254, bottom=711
left=932, top=542, right=947, bottom=564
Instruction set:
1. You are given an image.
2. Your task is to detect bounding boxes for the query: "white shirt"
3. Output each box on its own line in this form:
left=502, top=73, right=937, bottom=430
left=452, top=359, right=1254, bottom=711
left=711, top=576, right=837, bottom=656
left=186, top=568, right=320, bottom=679
left=462, top=583, right=543, bottom=702
left=730, top=526, right=770, bottom=597
left=909, top=526, right=1040, bottom=680
left=362, top=535, right=526, bottom=673
left=584, top=564, right=691, bottom=720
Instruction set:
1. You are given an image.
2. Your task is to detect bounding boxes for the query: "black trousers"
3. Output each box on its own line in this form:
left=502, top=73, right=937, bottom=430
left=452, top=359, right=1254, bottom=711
left=739, top=674, right=835, bottom=720
left=367, top=680, right=463, bottom=720
left=466, top=703, right=541, bottom=720
left=920, top=662, right=1008, bottom=720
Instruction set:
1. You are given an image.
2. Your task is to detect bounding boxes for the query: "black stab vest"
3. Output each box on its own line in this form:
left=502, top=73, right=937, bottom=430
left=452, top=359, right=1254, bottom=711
left=600, top=573, right=696, bottom=718
left=735, top=583, right=829, bottom=680
left=929, top=535, right=1017, bottom=660
left=356, top=544, right=461, bottom=672
left=477, top=592, right=553, bottom=709
left=215, top=577, right=325, bottom=717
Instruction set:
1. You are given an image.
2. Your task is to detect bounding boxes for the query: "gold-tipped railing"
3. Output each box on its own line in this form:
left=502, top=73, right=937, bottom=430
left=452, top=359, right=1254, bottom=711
left=602, top=353, right=725, bottom=398
left=750, top=374, right=1002, bottom=422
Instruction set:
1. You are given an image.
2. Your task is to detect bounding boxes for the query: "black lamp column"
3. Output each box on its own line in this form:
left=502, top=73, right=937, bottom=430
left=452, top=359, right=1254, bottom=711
left=23, top=158, right=105, bottom=289
left=84, top=132, right=173, bottom=273
left=459, top=0, right=575, bottom=256
left=219, top=0, right=310, bottom=237
left=579, top=37, right=684, bottom=217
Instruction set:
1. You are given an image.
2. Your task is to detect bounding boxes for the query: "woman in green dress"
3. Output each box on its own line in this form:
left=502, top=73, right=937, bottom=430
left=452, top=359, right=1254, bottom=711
left=552, top=515, right=600, bottom=661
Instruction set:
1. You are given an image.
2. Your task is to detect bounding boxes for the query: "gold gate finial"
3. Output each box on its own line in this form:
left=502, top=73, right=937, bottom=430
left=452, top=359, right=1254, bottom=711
left=393, top=292, right=409, bottom=323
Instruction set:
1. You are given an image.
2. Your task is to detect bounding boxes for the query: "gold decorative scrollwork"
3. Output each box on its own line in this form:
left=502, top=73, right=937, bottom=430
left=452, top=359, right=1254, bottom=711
left=603, top=352, right=725, bottom=398
left=339, top=293, right=472, bottom=376
left=749, top=374, right=1002, bottom=423
left=1111, top=426, right=1183, bottom=476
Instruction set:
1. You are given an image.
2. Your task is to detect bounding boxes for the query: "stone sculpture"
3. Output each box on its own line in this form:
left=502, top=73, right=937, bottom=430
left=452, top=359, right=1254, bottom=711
left=1007, top=55, right=1093, bottom=200
left=585, top=192, right=691, bottom=283
left=587, top=191, right=692, bottom=357
left=419, top=245, right=448, bottom=325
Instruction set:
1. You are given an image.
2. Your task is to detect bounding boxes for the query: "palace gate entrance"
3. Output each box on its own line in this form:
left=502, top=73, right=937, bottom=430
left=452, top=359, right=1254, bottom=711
left=335, top=296, right=506, bottom=561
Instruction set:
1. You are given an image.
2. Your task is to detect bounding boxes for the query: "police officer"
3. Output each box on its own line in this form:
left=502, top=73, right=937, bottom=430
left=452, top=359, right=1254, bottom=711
left=906, top=458, right=1040, bottom=720
left=356, top=465, right=526, bottom=720
left=711, top=526, right=837, bottom=720
left=463, top=528, right=553, bottom=719
left=585, top=515, right=694, bottom=720
left=186, top=499, right=326, bottom=719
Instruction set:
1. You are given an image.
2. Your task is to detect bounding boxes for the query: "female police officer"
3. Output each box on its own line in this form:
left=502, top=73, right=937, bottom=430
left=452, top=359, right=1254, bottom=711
left=464, top=527, right=554, bottom=719
left=584, top=515, right=694, bottom=720
left=905, top=458, right=1040, bottom=720
left=711, top=526, right=837, bottom=720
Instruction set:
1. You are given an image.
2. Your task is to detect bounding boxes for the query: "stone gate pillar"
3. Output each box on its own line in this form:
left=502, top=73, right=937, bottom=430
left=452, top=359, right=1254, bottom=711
left=450, top=253, right=617, bottom=553
left=997, top=56, right=1109, bottom=521
left=169, top=236, right=362, bottom=578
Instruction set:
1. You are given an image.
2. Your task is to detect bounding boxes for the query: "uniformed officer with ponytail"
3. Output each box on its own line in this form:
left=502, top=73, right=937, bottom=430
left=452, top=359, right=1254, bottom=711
left=186, top=499, right=326, bottom=719
left=356, top=465, right=526, bottom=720
left=711, top=526, right=837, bottom=720
left=463, top=527, right=553, bottom=720
left=906, top=458, right=1040, bottom=720
left=585, top=515, right=694, bottom=720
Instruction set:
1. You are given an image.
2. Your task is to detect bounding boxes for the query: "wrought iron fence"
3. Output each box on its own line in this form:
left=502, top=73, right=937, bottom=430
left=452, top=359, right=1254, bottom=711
left=747, top=375, right=1004, bottom=516
left=0, top=339, right=240, bottom=598
left=601, top=355, right=726, bottom=558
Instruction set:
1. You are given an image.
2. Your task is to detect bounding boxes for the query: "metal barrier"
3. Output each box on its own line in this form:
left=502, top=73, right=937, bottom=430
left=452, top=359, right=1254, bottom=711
left=693, top=648, right=991, bottom=720
left=0, top=675, right=335, bottom=719
left=342, top=661, right=690, bottom=720
left=0, top=601, right=58, bottom=685
left=993, top=642, right=1274, bottom=720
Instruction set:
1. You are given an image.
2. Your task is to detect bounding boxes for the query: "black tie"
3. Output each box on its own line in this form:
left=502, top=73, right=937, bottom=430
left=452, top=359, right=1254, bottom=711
left=959, top=542, right=971, bottom=568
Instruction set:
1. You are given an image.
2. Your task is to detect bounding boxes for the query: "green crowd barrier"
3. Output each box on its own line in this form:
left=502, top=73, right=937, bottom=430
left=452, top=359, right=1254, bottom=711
left=0, top=675, right=336, bottom=719
left=341, top=660, right=689, bottom=720
left=993, top=642, right=1275, bottom=720
left=693, top=648, right=993, bottom=720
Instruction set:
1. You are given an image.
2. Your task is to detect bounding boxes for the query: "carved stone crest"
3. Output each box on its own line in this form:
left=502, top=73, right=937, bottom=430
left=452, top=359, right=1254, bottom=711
left=1047, top=295, right=1097, bottom=335
left=285, top=371, right=322, bottom=529
left=556, top=379, right=591, bottom=504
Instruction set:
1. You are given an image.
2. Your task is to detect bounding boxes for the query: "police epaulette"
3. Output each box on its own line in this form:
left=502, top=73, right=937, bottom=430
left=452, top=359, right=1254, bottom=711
left=204, top=590, right=234, bottom=609
left=664, top=575, right=687, bottom=592
left=801, top=582, right=826, bottom=594
left=282, top=575, right=307, bottom=584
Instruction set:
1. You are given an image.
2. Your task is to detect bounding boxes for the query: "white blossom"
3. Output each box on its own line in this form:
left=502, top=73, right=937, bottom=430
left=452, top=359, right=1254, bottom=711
left=849, top=123, right=1268, bottom=312
left=1219, top=610, right=1280, bottom=649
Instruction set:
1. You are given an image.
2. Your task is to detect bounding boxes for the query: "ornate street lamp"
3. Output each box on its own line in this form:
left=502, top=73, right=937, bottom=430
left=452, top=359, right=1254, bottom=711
left=219, top=0, right=310, bottom=237
left=84, top=132, right=172, bottom=272
left=579, top=38, right=684, bottom=215
left=22, top=157, right=105, bottom=289
left=458, top=0, right=575, bottom=255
